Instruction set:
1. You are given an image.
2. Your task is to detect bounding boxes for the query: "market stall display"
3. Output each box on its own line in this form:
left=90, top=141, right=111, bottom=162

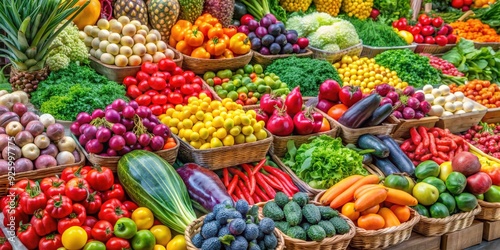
left=3, top=0, right=500, bottom=249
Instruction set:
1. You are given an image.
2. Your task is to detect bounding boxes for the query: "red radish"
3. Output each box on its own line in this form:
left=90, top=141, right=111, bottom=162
left=370, top=8, right=380, bottom=20
left=403, top=86, right=415, bottom=96
left=285, top=87, right=303, bottom=117
left=266, top=107, right=294, bottom=136
left=259, top=94, right=283, bottom=115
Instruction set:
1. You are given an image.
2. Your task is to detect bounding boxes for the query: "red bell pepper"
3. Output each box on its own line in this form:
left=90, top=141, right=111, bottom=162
left=40, top=177, right=66, bottom=198
left=38, top=233, right=63, bottom=250
left=86, top=166, right=114, bottom=192
left=106, top=237, right=131, bottom=250
left=0, top=236, right=12, bottom=250
left=57, top=203, right=86, bottom=234
left=82, top=191, right=102, bottom=215
left=83, top=216, right=98, bottom=228
left=98, top=198, right=130, bottom=225
left=61, top=166, right=92, bottom=182
left=31, top=209, right=57, bottom=236
left=284, top=86, right=303, bottom=117
left=12, top=179, right=35, bottom=190
left=123, top=201, right=138, bottom=213
left=19, top=183, right=47, bottom=215
left=17, top=222, right=40, bottom=250
left=2, top=199, right=28, bottom=228
left=91, top=220, right=114, bottom=243
left=45, top=194, right=73, bottom=219
left=339, top=86, right=362, bottom=107
left=102, top=184, right=126, bottom=202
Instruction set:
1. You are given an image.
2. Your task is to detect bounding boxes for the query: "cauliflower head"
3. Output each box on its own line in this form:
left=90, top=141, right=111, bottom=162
left=46, top=53, right=71, bottom=72
left=47, top=21, right=89, bottom=71
left=307, top=20, right=360, bottom=50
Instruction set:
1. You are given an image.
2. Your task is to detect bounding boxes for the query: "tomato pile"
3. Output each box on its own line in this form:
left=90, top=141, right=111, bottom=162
left=462, top=123, right=500, bottom=159
left=0, top=166, right=177, bottom=250
left=420, top=53, right=465, bottom=77
left=169, top=14, right=250, bottom=59
left=123, top=59, right=213, bottom=116
left=450, top=80, right=500, bottom=108
left=393, top=14, right=457, bottom=46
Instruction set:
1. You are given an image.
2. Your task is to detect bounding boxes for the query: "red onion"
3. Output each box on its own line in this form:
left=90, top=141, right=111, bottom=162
left=129, top=101, right=139, bottom=109
left=143, top=146, right=152, bottom=151
left=109, top=135, right=126, bottom=151
left=420, top=101, right=431, bottom=114
left=46, top=123, right=65, bottom=141
left=150, top=136, right=164, bottom=151
left=124, top=132, right=137, bottom=145
left=380, top=97, right=393, bottom=106
left=118, top=146, right=131, bottom=155
left=138, top=134, right=151, bottom=147
left=375, top=83, right=392, bottom=96
left=79, top=124, right=91, bottom=135
left=136, top=106, right=150, bottom=118
left=106, top=148, right=117, bottom=156
left=112, top=123, right=126, bottom=135
left=386, top=92, right=399, bottom=103
left=406, top=97, right=420, bottom=110
left=12, top=103, right=27, bottom=117
left=105, top=109, right=120, bottom=123
left=111, top=99, right=127, bottom=112
left=96, top=127, right=111, bottom=143
left=70, top=122, right=81, bottom=136
left=122, top=106, right=136, bottom=119
left=402, top=107, right=416, bottom=119
left=248, top=20, right=259, bottom=31
left=83, top=126, right=97, bottom=140
left=76, top=112, right=92, bottom=124
left=121, top=118, right=134, bottom=131
left=403, top=86, right=416, bottom=96
left=86, top=139, right=104, bottom=154
left=415, top=110, right=425, bottom=119
left=413, top=92, right=425, bottom=102
left=393, top=110, right=403, bottom=119
left=79, top=134, right=89, bottom=146
left=91, top=109, right=105, bottom=120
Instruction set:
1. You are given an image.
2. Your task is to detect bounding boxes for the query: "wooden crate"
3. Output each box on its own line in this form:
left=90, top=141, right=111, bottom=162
left=440, top=220, right=483, bottom=250
left=482, top=108, right=500, bottom=124
left=435, top=98, right=487, bottom=134
left=481, top=220, right=500, bottom=241
left=384, top=233, right=441, bottom=250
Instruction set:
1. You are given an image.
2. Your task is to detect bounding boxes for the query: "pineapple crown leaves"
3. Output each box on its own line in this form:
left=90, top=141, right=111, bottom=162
left=0, top=0, right=89, bottom=71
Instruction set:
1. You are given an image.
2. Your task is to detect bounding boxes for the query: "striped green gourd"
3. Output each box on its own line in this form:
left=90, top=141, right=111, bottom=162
left=117, top=150, right=196, bottom=233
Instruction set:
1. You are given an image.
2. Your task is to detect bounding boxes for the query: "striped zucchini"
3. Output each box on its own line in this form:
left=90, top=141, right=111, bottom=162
left=117, top=150, right=196, bottom=233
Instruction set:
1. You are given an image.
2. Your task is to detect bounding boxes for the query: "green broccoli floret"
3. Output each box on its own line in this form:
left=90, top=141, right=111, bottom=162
left=46, top=21, right=89, bottom=71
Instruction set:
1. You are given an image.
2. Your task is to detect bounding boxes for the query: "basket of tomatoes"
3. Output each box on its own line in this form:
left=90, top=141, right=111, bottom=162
left=169, top=14, right=253, bottom=74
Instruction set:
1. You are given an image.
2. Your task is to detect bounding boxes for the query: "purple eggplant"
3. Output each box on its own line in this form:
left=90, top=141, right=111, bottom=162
left=176, top=163, right=233, bottom=212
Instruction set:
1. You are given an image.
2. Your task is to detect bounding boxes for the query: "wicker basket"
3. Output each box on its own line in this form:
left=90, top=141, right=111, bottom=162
left=476, top=200, right=500, bottom=221
left=309, top=42, right=363, bottom=63
left=250, top=49, right=314, bottom=67
left=414, top=43, right=456, bottom=54
left=387, top=115, right=439, bottom=139
left=185, top=214, right=285, bottom=250
left=88, top=48, right=183, bottom=83
left=72, top=134, right=179, bottom=171
left=271, top=110, right=339, bottom=157
left=331, top=118, right=395, bottom=144
left=177, top=130, right=273, bottom=170
left=435, top=98, right=487, bottom=134
left=349, top=209, right=421, bottom=249
left=473, top=42, right=500, bottom=51
left=412, top=205, right=482, bottom=236
left=0, top=148, right=85, bottom=196
left=482, top=107, right=500, bottom=123
left=181, top=51, right=253, bottom=75
left=360, top=44, right=417, bottom=58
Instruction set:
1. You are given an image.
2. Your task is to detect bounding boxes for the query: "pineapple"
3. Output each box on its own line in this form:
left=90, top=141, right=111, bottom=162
left=0, top=0, right=88, bottom=94
left=178, top=0, right=204, bottom=23
left=148, top=0, right=180, bottom=40
left=114, top=0, right=149, bottom=25
left=279, top=0, right=312, bottom=12
left=203, top=0, right=234, bottom=27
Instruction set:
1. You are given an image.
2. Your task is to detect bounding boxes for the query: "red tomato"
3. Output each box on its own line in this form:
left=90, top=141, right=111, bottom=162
left=180, top=84, right=194, bottom=95
left=148, top=77, right=167, bottom=90
left=158, top=58, right=177, bottom=72
left=127, top=85, right=142, bottom=99
left=235, top=100, right=245, bottom=105
left=192, top=83, right=202, bottom=93
left=168, top=92, right=183, bottom=104
left=150, top=105, right=164, bottom=116
left=86, top=166, right=114, bottom=192
left=421, top=25, right=435, bottom=36
left=65, top=177, right=90, bottom=202
left=141, top=62, right=158, bottom=75
left=137, top=80, right=150, bottom=92
left=463, top=0, right=473, bottom=5
left=136, top=94, right=152, bottom=106
left=152, top=94, right=168, bottom=105
left=451, top=0, right=464, bottom=8
left=418, top=14, right=431, bottom=25
left=170, top=75, right=186, bottom=88
left=145, top=90, right=159, bottom=96
left=414, top=34, right=425, bottom=43
left=122, top=76, right=137, bottom=87
left=191, top=77, right=202, bottom=86
left=135, top=71, right=150, bottom=82
left=183, top=71, right=196, bottom=83
left=447, top=34, right=458, bottom=44
left=213, top=77, right=222, bottom=85
left=409, top=26, right=421, bottom=36
left=435, top=35, right=448, bottom=46
left=160, top=88, right=172, bottom=96
left=432, top=17, right=444, bottom=28
left=152, top=72, right=167, bottom=80
left=425, top=36, right=436, bottom=44
left=173, top=66, right=184, bottom=76
left=394, top=21, right=406, bottom=31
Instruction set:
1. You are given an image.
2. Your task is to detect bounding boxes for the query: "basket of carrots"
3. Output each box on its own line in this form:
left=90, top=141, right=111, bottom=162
left=314, top=175, right=421, bottom=249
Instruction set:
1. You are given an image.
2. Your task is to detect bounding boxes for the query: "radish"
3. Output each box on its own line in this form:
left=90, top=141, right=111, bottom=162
left=403, top=86, right=415, bottom=96
left=266, top=108, right=294, bottom=136
left=386, top=91, right=399, bottom=103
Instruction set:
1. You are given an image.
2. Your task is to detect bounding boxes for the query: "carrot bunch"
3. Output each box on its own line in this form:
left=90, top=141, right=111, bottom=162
left=450, top=19, right=500, bottom=42
left=319, top=175, right=417, bottom=230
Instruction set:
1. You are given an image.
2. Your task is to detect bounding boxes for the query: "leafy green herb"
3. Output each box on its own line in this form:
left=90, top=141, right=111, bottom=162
left=283, top=135, right=368, bottom=189
left=265, top=57, right=342, bottom=96
left=374, top=49, right=441, bottom=88
left=373, top=0, right=412, bottom=25
left=239, top=0, right=287, bottom=21
left=442, top=39, right=500, bottom=83
left=344, top=17, right=407, bottom=47
left=30, top=62, right=127, bottom=121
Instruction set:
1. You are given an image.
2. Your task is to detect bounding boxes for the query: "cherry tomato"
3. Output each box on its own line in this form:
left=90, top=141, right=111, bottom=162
left=149, top=105, right=164, bottom=116
left=152, top=72, right=167, bottom=80
left=160, top=88, right=172, bottom=96
left=191, top=77, right=202, bottom=86
left=180, top=84, right=194, bottom=95
left=122, top=76, right=137, bottom=88
left=435, top=35, right=448, bottom=46
left=136, top=94, right=152, bottom=106
left=183, top=71, right=196, bottom=83
left=138, top=80, right=150, bottom=92
left=425, top=36, right=436, bottom=44
left=141, top=62, right=158, bottom=75
left=170, top=75, right=186, bottom=88
left=447, top=34, right=458, bottom=44
left=152, top=94, right=168, bottom=105
left=173, top=67, right=184, bottom=76
left=168, top=92, right=183, bottom=104
left=418, top=14, right=431, bottom=25
left=127, top=85, right=142, bottom=99
left=409, top=26, right=421, bottom=36
left=432, top=17, right=444, bottom=28
left=192, top=83, right=202, bottom=93
left=145, top=90, right=159, bottom=96
left=213, top=77, right=222, bottom=86
left=421, top=25, right=435, bottom=36
left=414, top=34, right=425, bottom=43
left=158, top=59, right=177, bottom=72
left=136, top=71, right=150, bottom=82
left=148, top=77, right=167, bottom=90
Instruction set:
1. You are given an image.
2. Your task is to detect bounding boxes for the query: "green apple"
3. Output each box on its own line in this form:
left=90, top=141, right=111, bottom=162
left=413, top=182, right=439, bottom=206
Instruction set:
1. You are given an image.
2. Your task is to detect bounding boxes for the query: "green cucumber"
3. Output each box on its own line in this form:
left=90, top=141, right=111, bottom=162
left=117, top=150, right=196, bottom=234
left=357, top=134, right=390, bottom=158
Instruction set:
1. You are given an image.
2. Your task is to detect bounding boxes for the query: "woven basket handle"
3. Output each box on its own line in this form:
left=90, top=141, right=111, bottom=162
left=458, top=10, right=475, bottom=22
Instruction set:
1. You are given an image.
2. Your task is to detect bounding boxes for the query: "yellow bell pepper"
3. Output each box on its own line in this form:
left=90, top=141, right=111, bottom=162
left=166, top=235, right=187, bottom=250
left=229, top=33, right=251, bottom=55
left=150, top=225, right=172, bottom=246
left=191, top=47, right=211, bottom=59
left=154, top=245, right=167, bottom=250
left=131, top=207, right=155, bottom=230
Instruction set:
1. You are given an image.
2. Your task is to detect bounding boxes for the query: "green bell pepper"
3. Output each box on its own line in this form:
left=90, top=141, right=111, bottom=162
left=131, top=230, right=156, bottom=250
left=83, top=241, right=106, bottom=250
left=485, top=185, right=500, bottom=202
left=114, top=218, right=138, bottom=239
